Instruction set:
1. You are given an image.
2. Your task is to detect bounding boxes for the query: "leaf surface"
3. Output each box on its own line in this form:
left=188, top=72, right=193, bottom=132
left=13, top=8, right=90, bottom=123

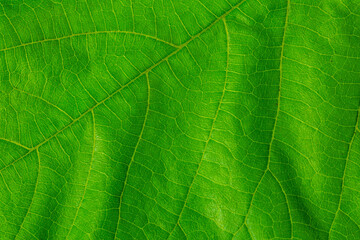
left=1, top=0, right=360, bottom=239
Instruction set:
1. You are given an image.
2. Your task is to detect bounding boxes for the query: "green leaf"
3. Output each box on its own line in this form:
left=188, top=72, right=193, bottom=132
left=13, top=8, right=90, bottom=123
left=0, top=0, right=360, bottom=239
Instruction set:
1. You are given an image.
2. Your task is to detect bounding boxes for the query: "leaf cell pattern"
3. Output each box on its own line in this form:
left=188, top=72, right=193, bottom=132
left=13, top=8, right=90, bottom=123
left=0, top=0, right=360, bottom=239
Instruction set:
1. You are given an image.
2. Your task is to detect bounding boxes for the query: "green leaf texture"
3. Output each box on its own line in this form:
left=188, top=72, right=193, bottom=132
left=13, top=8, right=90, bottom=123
left=1, top=0, right=360, bottom=239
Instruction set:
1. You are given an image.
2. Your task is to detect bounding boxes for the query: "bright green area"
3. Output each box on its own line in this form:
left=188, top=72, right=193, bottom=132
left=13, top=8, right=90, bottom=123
left=0, top=0, right=360, bottom=239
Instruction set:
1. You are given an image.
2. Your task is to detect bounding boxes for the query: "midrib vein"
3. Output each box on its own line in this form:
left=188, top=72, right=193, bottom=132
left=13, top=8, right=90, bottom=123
left=66, top=110, right=96, bottom=238
left=328, top=104, right=360, bottom=237
left=167, top=17, right=231, bottom=238
left=14, top=148, right=41, bottom=239
left=233, top=0, right=291, bottom=238
left=114, top=73, right=150, bottom=239
left=1, top=0, right=247, bottom=176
